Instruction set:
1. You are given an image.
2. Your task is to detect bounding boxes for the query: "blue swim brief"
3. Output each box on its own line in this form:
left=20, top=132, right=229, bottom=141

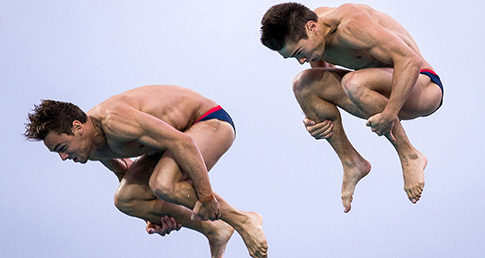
left=420, top=69, right=444, bottom=109
left=195, top=105, right=236, bottom=133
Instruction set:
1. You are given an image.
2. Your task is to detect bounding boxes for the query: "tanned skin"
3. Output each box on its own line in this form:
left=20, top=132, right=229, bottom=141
left=274, top=4, right=442, bottom=212
left=42, top=85, right=268, bottom=257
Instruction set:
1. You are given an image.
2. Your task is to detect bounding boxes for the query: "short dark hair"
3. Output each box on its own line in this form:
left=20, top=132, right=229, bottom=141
left=260, top=2, right=318, bottom=51
left=24, top=100, right=87, bottom=141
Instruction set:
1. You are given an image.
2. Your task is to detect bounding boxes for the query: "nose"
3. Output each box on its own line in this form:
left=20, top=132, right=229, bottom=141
left=59, top=152, right=69, bottom=161
left=297, top=57, right=307, bottom=64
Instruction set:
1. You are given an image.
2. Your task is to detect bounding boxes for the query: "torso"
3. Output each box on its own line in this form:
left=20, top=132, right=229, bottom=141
left=315, top=4, right=433, bottom=70
left=87, top=85, right=218, bottom=160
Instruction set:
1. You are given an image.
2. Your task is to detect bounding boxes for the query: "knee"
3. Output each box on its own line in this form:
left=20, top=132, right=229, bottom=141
left=149, top=175, right=175, bottom=201
left=341, top=72, right=366, bottom=97
left=292, top=69, right=321, bottom=95
left=114, top=186, right=138, bottom=215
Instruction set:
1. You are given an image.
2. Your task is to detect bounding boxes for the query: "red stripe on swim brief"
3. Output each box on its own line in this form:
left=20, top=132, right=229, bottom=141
left=195, top=105, right=222, bottom=123
left=420, top=69, right=437, bottom=75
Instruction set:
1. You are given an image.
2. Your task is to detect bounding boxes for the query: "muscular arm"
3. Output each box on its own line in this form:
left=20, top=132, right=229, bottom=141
left=100, top=158, right=132, bottom=182
left=102, top=104, right=213, bottom=200
left=310, top=61, right=335, bottom=68
left=337, top=6, right=423, bottom=115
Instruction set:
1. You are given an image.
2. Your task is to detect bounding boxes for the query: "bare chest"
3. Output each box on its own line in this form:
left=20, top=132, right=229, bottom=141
left=324, top=44, right=388, bottom=70
left=92, top=138, right=161, bottom=160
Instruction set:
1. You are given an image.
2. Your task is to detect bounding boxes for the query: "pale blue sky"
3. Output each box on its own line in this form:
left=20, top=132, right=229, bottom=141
left=1, top=0, right=484, bottom=257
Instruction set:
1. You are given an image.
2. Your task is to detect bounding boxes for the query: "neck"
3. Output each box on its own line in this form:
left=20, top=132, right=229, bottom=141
left=87, top=116, right=106, bottom=150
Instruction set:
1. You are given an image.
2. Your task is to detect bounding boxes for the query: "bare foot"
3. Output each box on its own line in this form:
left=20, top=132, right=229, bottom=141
left=341, top=157, right=371, bottom=213
left=236, top=212, right=268, bottom=258
left=401, top=149, right=427, bottom=204
left=204, top=220, right=234, bottom=258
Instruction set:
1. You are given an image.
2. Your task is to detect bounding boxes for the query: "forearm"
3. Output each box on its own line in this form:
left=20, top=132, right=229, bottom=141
left=172, top=140, right=213, bottom=199
left=385, top=58, right=422, bottom=115
left=310, top=61, right=335, bottom=68
left=101, top=158, right=132, bottom=182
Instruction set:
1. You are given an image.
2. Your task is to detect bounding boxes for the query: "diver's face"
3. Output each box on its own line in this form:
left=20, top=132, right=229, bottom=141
left=43, top=123, right=91, bottom=164
left=278, top=21, right=324, bottom=64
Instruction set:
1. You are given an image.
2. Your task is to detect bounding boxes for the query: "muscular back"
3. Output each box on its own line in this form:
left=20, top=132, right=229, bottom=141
left=91, top=85, right=217, bottom=131
left=316, top=4, right=432, bottom=70
left=87, top=85, right=218, bottom=159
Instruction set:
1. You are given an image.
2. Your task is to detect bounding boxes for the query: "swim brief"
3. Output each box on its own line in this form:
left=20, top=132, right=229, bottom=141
left=195, top=105, right=236, bottom=133
left=420, top=69, right=444, bottom=109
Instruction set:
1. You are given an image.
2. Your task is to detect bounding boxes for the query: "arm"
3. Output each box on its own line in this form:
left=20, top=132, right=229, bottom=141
left=338, top=10, right=422, bottom=114
left=102, top=104, right=214, bottom=201
left=100, top=158, right=133, bottom=182
left=337, top=7, right=422, bottom=135
left=310, top=61, right=335, bottom=68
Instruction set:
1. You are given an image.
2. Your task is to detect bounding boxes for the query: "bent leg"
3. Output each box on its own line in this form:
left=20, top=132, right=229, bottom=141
left=115, top=154, right=234, bottom=257
left=292, top=68, right=371, bottom=213
left=149, top=120, right=268, bottom=258
left=341, top=68, right=431, bottom=203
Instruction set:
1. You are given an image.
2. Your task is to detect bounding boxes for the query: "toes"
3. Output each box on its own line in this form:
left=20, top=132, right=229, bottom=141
left=341, top=194, right=353, bottom=213
left=250, top=244, right=268, bottom=258
left=406, top=186, right=424, bottom=204
left=404, top=188, right=415, bottom=203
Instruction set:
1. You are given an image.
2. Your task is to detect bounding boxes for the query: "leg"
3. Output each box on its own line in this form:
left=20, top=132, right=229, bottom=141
left=292, top=68, right=371, bottom=213
left=341, top=68, right=440, bottom=203
left=115, top=154, right=234, bottom=258
left=148, top=120, right=268, bottom=258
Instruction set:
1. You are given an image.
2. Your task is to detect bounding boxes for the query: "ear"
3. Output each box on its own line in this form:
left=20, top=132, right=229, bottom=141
left=306, top=20, right=318, bottom=32
left=72, top=120, right=84, bottom=135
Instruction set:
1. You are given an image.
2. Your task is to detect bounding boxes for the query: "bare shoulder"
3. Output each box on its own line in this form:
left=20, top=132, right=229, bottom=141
left=331, top=4, right=381, bottom=42
left=313, top=6, right=333, bottom=16
left=315, top=4, right=374, bottom=28
left=93, top=95, right=132, bottom=119
left=334, top=3, right=374, bottom=15
left=93, top=97, right=140, bottom=138
left=331, top=3, right=376, bottom=23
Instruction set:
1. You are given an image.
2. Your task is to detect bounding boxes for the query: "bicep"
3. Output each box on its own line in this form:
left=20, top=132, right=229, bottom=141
left=103, top=104, right=185, bottom=150
left=338, top=14, right=416, bottom=64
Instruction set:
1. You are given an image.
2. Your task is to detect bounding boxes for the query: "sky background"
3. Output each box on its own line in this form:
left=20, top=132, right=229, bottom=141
left=1, top=0, right=484, bottom=257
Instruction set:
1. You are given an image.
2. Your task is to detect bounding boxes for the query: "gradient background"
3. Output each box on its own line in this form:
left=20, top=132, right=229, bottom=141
left=2, top=0, right=484, bottom=257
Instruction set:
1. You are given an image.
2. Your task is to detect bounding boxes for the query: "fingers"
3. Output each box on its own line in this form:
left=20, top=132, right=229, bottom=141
left=366, top=118, right=393, bottom=137
left=160, top=216, right=169, bottom=235
left=210, top=209, right=222, bottom=221
left=146, top=221, right=156, bottom=234
left=387, top=131, right=397, bottom=144
left=169, top=217, right=178, bottom=230
left=191, top=213, right=198, bottom=221
left=302, top=117, right=315, bottom=126
left=196, top=210, right=220, bottom=221
left=192, top=200, right=221, bottom=221
left=306, top=120, right=334, bottom=139
left=147, top=216, right=181, bottom=236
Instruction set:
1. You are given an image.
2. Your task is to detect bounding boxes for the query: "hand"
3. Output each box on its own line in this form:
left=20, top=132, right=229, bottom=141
left=366, top=111, right=397, bottom=143
left=191, top=197, right=221, bottom=221
left=146, top=216, right=182, bottom=236
left=303, top=118, right=334, bottom=140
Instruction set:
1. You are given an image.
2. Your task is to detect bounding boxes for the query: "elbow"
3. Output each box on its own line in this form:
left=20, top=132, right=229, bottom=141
left=412, top=57, right=423, bottom=70
left=170, top=133, right=197, bottom=154
left=404, top=55, right=423, bottom=71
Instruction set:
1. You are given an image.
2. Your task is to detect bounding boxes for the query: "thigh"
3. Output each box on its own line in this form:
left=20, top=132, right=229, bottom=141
left=294, top=67, right=366, bottom=119
left=151, top=119, right=235, bottom=185
left=343, top=68, right=442, bottom=119
left=118, top=154, right=163, bottom=200
left=124, top=154, right=163, bottom=184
